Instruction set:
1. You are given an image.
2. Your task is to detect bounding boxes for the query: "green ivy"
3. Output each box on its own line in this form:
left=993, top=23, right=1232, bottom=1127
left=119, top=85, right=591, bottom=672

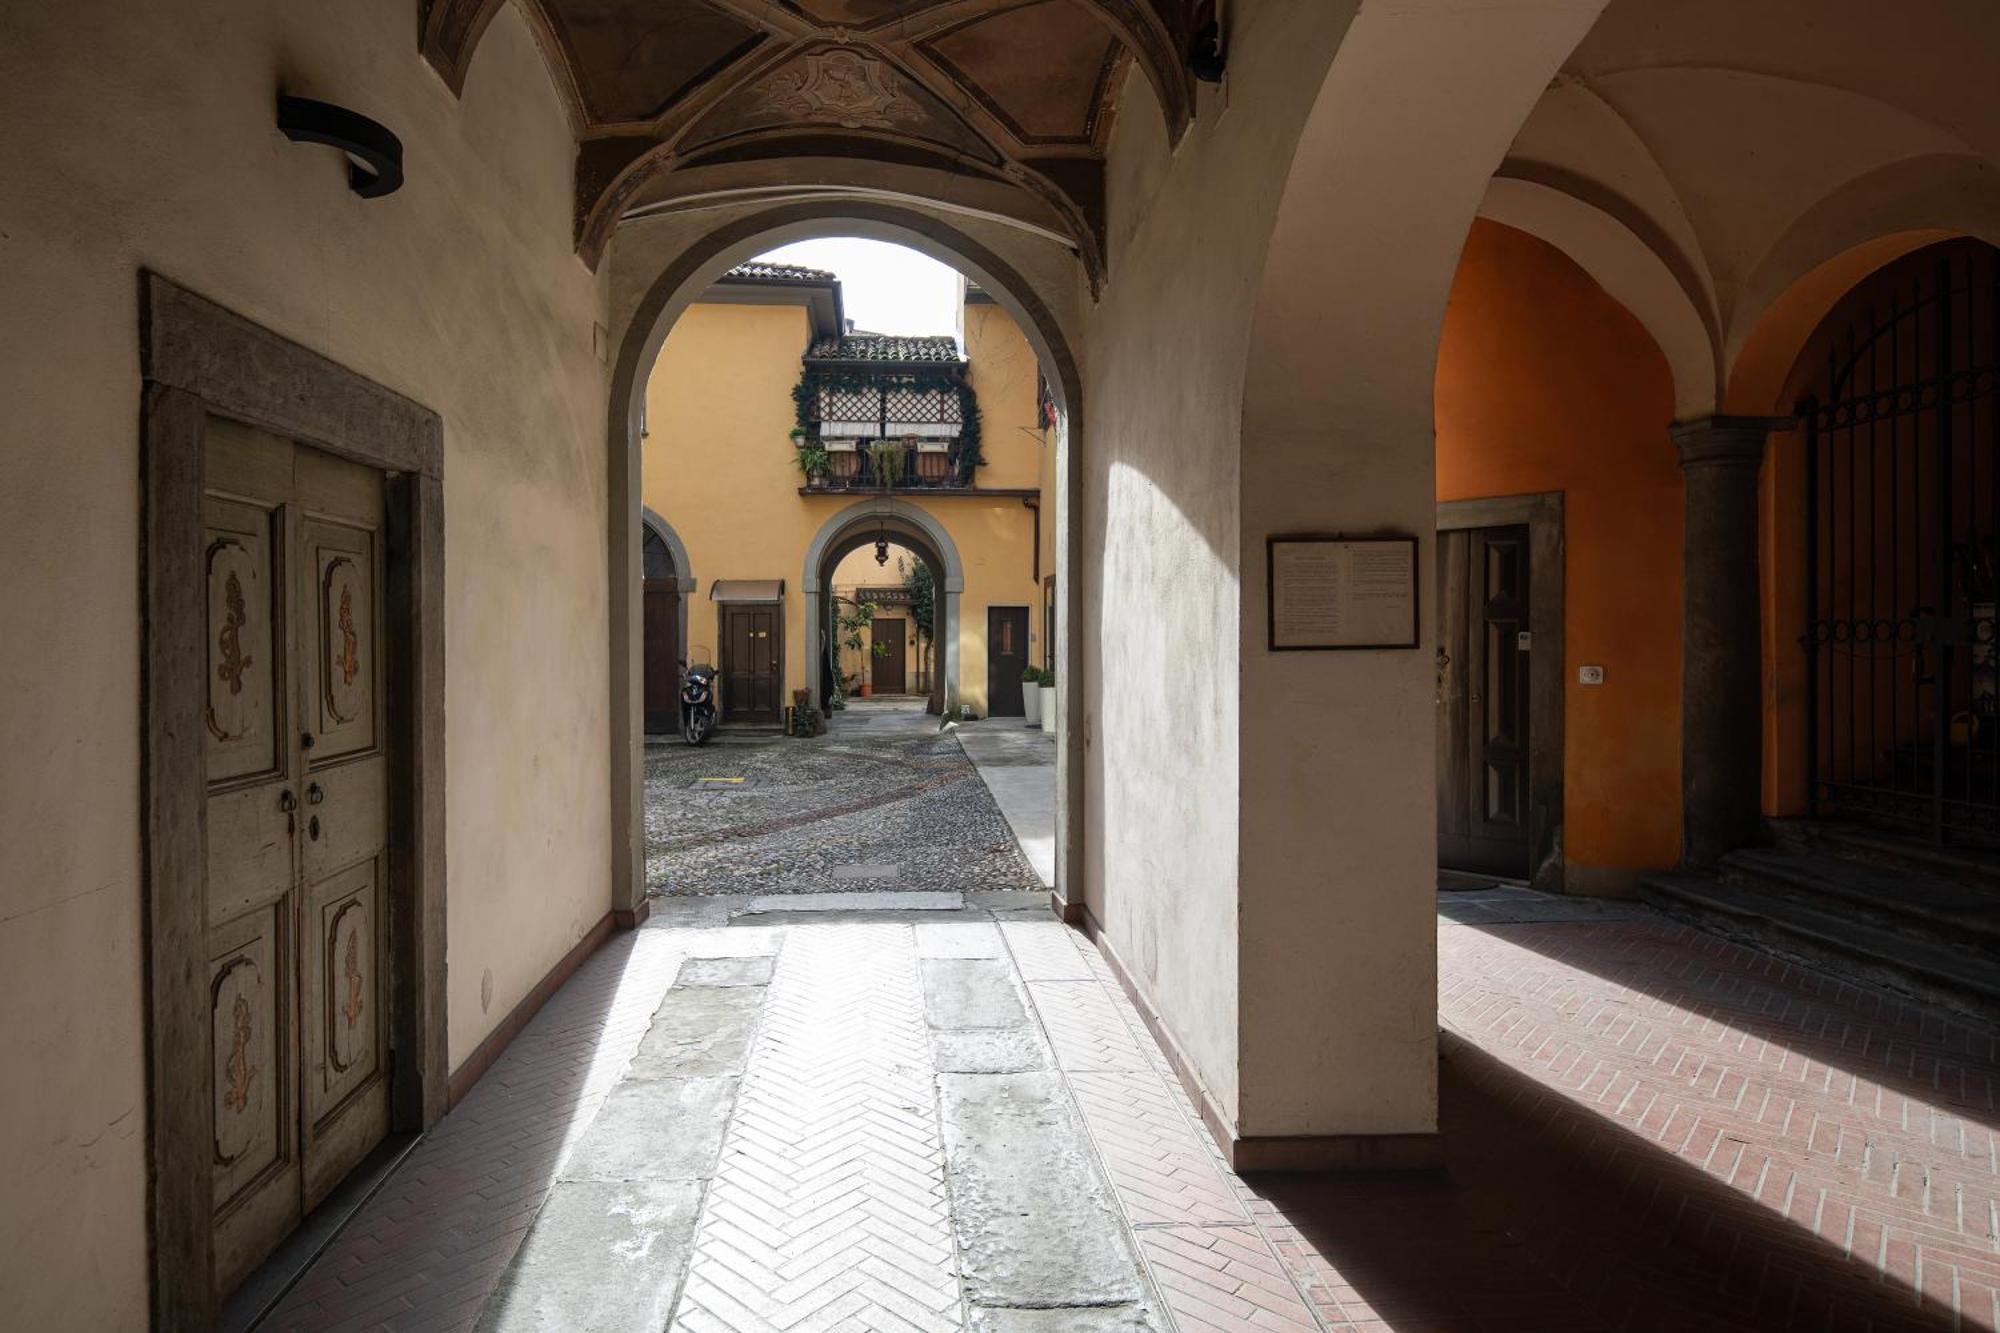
left=792, top=365, right=984, bottom=475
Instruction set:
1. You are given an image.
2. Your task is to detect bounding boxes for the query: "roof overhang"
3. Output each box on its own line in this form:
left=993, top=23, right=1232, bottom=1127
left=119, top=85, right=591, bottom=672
left=701, top=276, right=844, bottom=343
left=710, top=578, right=785, bottom=603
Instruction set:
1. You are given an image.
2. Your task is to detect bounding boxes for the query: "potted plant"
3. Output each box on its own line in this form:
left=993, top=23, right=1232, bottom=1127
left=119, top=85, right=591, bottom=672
left=838, top=601, right=886, bottom=696
left=1020, top=665, right=1043, bottom=726
left=1038, top=665, right=1056, bottom=734
left=793, top=442, right=830, bottom=487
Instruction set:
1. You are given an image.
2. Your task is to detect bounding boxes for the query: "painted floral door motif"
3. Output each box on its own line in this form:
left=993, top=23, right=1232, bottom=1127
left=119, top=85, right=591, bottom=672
left=204, top=421, right=390, bottom=1296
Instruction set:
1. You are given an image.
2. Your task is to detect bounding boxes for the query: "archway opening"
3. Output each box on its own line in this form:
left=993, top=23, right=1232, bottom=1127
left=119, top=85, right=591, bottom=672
left=616, top=221, right=1077, bottom=916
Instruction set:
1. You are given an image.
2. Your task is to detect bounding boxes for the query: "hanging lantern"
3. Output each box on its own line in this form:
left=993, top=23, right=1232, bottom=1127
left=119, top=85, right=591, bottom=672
left=874, top=524, right=890, bottom=566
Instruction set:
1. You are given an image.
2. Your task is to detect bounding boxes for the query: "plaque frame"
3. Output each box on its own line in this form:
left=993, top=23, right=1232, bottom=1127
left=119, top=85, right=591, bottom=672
left=1266, top=533, right=1420, bottom=652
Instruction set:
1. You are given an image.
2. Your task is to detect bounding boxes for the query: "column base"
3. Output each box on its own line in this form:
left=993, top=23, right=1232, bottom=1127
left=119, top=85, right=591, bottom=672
left=612, top=899, right=650, bottom=930
left=1077, top=903, right=1447, bottom=1174
left=1227, top=1132, right=1446, bottom=1173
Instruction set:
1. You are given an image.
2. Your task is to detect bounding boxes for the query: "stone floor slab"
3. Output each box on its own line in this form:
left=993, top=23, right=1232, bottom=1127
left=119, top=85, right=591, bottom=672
left=744, top=890, right=961, bottom=914
left=969, top=1305, right=1161, bottom=1332
left=629, top=985, right=765, bottom=1079
left=677, top=955, right=776, bottom=987
left=933, top=1027, right=1050, bottom=1073
left=938, top=1071, right=1148, bottom=1310
left=560, top=1076, right=736, bottom=1182
left=923, top=957, right=1031, bottom=1029
left=476, top=1179, right=703, bottom=1333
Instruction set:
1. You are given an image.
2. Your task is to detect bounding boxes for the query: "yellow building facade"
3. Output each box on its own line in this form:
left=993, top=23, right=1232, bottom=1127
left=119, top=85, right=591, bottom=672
left=641, top=262, right=1056, bottom=726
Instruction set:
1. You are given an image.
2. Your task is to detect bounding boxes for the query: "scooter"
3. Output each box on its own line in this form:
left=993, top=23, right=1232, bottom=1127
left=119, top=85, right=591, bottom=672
left=680, top=653, right=719, bottom=746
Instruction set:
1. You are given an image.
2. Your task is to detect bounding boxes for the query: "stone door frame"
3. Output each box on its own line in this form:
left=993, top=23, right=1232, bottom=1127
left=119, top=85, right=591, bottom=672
left=140, top=274, right=447, bottom=1330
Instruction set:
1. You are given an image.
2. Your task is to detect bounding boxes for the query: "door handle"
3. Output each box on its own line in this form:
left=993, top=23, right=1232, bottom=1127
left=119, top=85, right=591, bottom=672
left=279, top=789, right=297, bottom=813
left=307, top=782, right=324, bottom=805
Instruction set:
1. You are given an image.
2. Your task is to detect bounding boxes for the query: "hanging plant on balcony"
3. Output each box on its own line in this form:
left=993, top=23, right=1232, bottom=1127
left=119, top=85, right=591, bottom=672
left=867, top=438, right=909, bottom=489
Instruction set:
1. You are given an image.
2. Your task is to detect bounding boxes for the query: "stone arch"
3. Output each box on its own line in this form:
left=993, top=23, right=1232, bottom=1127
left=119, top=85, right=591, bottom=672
left=640, top=506, right=695, bottom=592
left=803, top=498, right=966, bottom=715
left=1478, top=174, right=1721, bottom=419
left=1723, top=155, right=2000, bottom=413
left=603, top=201, right=1086, bottom=918
left=1231, top=0, right=1613, bottom=1138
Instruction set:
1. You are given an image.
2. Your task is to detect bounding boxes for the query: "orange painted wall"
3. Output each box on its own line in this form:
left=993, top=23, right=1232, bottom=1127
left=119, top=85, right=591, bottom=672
left=1435, top=220, right=1683, bottom=883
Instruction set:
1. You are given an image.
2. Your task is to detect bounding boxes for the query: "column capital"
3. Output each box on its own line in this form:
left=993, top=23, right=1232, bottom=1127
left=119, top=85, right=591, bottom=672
left=1672, top=415, right=1791, bottom=470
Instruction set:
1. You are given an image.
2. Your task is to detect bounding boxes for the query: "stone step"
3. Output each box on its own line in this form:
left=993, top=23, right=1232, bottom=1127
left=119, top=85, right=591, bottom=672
left=1638, top=872, right=2000, bottom=1031
left=1767, top=817, right=2000, bottom=888
left=1719, top=847, right=2000, bottom=952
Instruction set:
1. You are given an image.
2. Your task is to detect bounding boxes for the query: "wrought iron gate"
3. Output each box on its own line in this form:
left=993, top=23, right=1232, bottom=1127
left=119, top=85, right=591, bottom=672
left=1804, top=246, right=2000, bottom=841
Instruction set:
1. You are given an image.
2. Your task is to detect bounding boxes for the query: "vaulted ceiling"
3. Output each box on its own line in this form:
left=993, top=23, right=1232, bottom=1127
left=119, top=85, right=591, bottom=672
left=420, top=0, right=1196, bottom=274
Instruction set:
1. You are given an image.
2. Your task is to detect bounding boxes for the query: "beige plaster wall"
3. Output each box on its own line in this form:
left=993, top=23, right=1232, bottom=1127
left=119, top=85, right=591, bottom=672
left=0, top=0, right=609, bottom=1321
left=1079, top=3, right=1362, bottom=1128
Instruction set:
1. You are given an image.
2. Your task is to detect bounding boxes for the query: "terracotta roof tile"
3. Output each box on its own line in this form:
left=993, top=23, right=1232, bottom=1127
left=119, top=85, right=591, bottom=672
left=724, top=260, right=837, bottom=283
left=807, top=333, right=963, bottom=363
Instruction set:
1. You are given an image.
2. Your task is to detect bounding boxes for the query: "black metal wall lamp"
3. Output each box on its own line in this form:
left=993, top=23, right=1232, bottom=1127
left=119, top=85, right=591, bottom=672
left=277, top=94, right=404, bottom=198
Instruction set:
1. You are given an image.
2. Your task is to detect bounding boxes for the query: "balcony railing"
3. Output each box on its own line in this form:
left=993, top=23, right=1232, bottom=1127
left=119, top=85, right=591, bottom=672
left=805, top=441, right=975, bottom=491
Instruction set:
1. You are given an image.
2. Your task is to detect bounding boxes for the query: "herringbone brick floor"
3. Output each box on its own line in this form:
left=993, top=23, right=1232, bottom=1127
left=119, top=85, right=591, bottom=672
left=671, top=923, right=962, bottom=1333
left=260, top=897, right=2000, bottom=1332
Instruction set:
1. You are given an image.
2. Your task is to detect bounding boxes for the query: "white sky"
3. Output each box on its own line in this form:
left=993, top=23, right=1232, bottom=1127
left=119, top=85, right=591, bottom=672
left=752, top=237, right=963, bottom=336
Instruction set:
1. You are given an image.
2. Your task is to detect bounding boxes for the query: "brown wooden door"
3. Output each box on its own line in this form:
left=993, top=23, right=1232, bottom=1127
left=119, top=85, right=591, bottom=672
left=643, top=581, right=680, bottom=733
left=721, top=605, right=781, bottom=725
left=1437, top=525, right=1532, bottom=877
left=204, top=421, right=391, bottom=1296
left=872, top=618, right=907, bottom=693
left=988, top=606, right=1029, bottom=717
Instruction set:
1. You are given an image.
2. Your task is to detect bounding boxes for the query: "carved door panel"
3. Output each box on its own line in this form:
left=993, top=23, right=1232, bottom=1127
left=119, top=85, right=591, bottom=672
left=295, top=450, right=390, bottom=1211
left=203, top=423, right=392, bottom=1296
left=203, top=421, right=300, bottom=1295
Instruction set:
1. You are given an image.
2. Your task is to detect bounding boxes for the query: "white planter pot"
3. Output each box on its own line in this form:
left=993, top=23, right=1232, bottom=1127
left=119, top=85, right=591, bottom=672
left=1021, top=686, right=1041, bottom=726
left=1038, top=684, right=1056, bottom=733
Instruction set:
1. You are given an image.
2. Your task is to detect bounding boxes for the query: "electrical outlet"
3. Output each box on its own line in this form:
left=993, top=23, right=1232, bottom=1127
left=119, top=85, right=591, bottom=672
left=1578, top=665, right=1606, bottom=685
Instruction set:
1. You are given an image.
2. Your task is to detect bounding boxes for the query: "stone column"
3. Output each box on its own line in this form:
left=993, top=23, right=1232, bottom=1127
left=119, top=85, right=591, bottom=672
left=1674, top=416, right=1782, bottom=868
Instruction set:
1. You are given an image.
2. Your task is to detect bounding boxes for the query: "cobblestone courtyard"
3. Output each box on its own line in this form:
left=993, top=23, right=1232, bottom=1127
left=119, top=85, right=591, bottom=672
left=644, top=702, right=1043, bottom=898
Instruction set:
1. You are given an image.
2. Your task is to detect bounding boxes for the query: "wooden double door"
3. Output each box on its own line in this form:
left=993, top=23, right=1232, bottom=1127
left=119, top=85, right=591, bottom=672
left=722, top=604, right=782, bottom=725
left=1436, top=524, right=1533, bottom=877
left=203, top=421, right=392, bottom=1293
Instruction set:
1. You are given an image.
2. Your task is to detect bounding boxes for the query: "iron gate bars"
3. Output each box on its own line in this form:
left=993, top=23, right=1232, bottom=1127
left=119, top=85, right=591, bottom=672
left=1803, top=247, right=2000, bottom=842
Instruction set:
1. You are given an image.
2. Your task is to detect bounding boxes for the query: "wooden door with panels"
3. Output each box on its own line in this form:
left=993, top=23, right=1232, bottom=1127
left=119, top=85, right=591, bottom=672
left=204, top=420, right=391, bottom=1294
left=721, top=604, right=781, bottom=725
left=1436, top=524, right=1533, bottom=877
left=872, top=617, right=907, bottom=694
left=987, top=607, right=1028, bottom=717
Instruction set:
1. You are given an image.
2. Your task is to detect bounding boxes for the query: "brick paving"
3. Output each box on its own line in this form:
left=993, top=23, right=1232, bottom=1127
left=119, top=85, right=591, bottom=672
left=671, top=923, right=961, bottom=1333
left=261, top=888, right=2000, bottom=1332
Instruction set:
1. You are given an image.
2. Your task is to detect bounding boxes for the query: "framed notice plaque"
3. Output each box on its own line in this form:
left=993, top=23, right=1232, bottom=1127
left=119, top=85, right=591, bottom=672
left=1267, top=534, right=1419, bottom=650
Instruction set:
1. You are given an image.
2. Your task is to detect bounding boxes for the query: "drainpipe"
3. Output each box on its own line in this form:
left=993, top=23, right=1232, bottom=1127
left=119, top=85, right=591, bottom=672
left=1022, top=497, right=1040, bottom=585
